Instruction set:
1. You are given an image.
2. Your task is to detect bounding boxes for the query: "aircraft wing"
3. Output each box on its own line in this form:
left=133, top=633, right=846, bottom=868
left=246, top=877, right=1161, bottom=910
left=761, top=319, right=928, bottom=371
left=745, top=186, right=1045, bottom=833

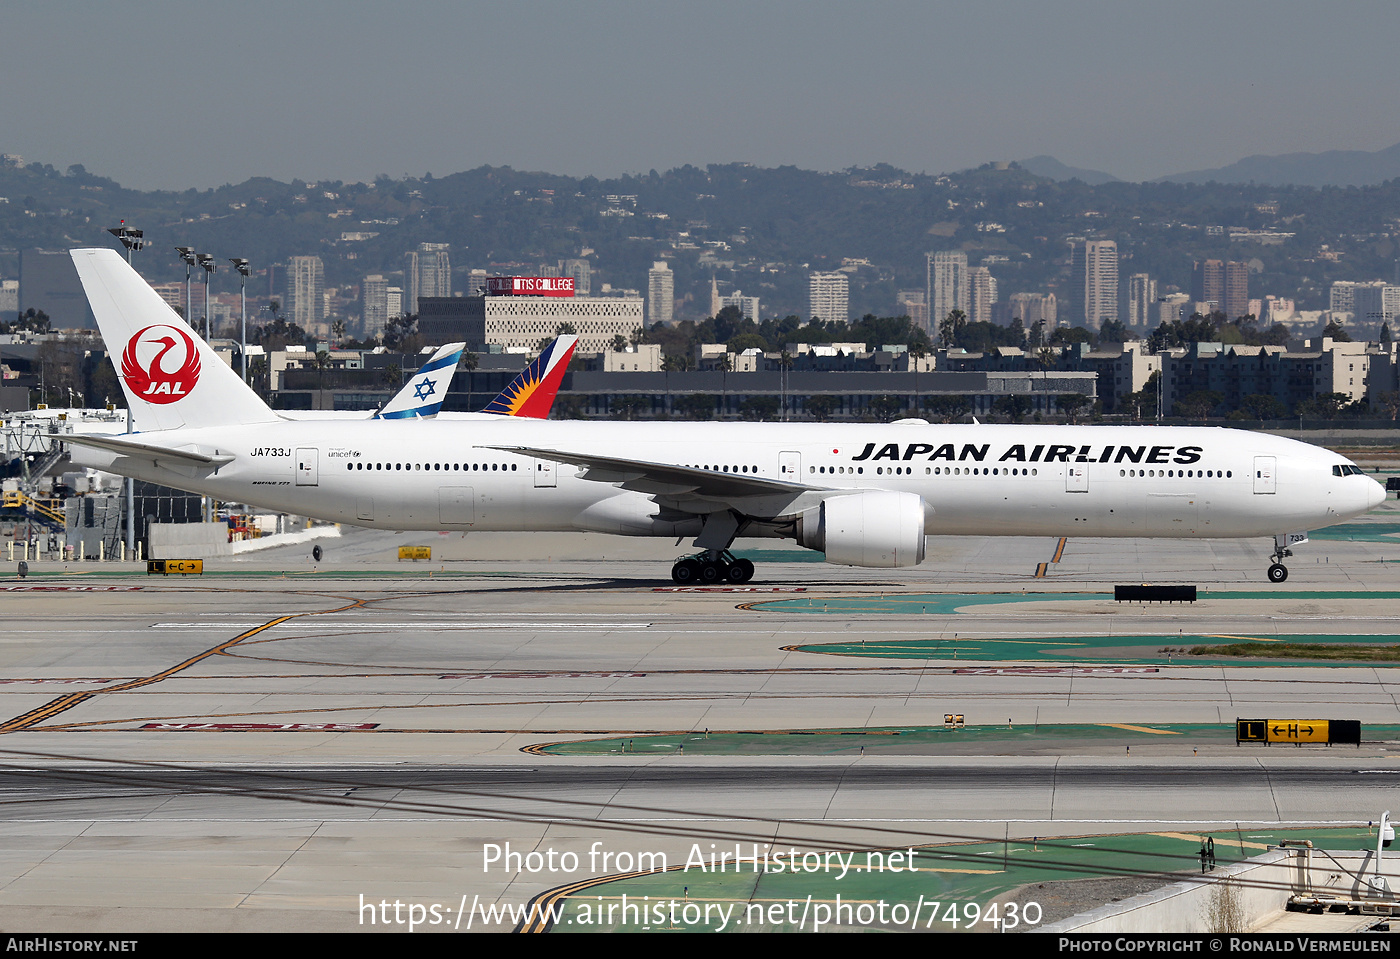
left=65, top=433, right=234, bottom=468
left=487, top=445, right=815, bottom=500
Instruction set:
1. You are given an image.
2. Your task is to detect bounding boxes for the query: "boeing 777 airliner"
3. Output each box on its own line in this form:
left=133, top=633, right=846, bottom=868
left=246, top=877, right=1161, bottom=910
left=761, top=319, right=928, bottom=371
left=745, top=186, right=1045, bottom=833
left=65, top=248, right=1385, bottom=584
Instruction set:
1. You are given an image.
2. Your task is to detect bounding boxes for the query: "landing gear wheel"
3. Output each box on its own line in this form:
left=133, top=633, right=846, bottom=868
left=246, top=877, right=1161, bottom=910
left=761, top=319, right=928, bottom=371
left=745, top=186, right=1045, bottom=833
left=699, top=561, right=724, bottom=583
left=1267, top=563, right=1288, bottom=583
left=672, top=559, right=700, bottom=584
left=726, top=559, right=754, bottom=584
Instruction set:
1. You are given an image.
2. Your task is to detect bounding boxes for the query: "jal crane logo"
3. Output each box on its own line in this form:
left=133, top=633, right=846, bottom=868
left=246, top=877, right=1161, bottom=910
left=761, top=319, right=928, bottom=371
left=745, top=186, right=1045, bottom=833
left=120, top=325, right=202, bottom=404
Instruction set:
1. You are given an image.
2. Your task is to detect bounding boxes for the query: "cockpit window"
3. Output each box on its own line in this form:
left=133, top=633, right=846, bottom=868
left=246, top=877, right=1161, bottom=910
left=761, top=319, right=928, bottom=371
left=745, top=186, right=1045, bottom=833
left=1332, top=464, right=1365, bottom=476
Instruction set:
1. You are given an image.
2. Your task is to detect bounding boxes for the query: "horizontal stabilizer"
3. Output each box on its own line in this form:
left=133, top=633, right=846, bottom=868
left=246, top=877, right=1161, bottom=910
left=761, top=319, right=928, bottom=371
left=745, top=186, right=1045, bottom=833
left=65, top=433, right=234, bottom=468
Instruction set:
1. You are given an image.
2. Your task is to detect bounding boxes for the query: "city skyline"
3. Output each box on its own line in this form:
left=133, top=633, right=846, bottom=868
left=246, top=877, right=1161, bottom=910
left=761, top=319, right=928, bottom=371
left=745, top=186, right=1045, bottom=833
left=4, top=3, right=1398, bottom=191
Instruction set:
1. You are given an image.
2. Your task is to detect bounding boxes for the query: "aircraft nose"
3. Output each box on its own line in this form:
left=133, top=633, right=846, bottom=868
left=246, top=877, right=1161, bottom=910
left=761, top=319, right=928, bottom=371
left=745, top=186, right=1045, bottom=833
left=1368, top=477, right=1387, bottom=511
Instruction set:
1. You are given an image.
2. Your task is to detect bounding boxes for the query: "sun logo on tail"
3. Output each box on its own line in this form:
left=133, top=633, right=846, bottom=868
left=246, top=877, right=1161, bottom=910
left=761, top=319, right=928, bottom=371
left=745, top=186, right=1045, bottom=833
left=481, top=336, right=576, bottom=418
left=120, top=325, right=201, bottom=404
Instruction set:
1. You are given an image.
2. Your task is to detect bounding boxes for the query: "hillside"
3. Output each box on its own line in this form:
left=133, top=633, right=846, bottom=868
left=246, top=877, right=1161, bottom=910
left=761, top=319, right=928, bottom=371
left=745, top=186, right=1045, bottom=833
left=3, top=156, right=1399, bottom=322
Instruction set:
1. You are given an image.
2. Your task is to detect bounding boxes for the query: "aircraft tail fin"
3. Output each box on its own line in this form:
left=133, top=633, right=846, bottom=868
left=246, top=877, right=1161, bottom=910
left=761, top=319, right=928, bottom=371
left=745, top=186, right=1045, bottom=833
left=479, top=335, right=577, bottom=418
left=375, top=342, right=464, bottom=419
left=70, top=248, right=278, bottom=432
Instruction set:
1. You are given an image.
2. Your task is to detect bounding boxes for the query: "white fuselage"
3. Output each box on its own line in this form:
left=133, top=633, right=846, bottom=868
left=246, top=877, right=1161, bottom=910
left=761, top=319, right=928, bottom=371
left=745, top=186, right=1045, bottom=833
left=69, top=420, right=1384, bottom=543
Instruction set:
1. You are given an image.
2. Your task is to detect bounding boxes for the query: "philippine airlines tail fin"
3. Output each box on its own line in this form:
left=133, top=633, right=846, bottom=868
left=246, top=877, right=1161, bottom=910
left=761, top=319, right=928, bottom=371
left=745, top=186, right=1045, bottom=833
left=479, top=335, right=577, bottom=418
left=70, top=248, right=278, bottom=432
left=374, top=342, right=464, bottom=419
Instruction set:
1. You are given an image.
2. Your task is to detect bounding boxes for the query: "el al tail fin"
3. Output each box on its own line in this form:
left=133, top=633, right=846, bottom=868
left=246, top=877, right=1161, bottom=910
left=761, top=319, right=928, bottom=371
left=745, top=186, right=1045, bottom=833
left=479, top=335, right=577, bottom=418
left=375, top=342, right=464, bottom=419
left=70, top=248, right=278, bottom=432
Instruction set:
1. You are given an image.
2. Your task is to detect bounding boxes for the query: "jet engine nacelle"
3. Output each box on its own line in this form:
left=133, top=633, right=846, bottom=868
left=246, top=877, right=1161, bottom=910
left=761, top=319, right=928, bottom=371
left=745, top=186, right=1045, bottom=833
left=795, top=490, right=929, bottom=567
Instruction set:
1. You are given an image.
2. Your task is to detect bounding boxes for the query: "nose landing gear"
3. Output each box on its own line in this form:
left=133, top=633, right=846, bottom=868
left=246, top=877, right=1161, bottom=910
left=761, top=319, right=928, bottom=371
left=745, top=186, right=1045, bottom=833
left=671, top=550, right=754, bottom=585
left=1267, top=535, right=1294, bottom=583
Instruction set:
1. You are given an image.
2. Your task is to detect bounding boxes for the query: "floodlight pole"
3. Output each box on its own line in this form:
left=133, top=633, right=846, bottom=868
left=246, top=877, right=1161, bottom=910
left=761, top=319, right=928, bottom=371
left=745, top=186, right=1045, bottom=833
left=109, top=223, right=145, bottom=559
left=175, top=247, right=197, bottom=328
left=195, top=254, right=216, bottom=523
left=230, top=259, right=250, bottom=381
left=197, top=254, right=216, bottom=341
left=107, top=222, right=143, bottom=264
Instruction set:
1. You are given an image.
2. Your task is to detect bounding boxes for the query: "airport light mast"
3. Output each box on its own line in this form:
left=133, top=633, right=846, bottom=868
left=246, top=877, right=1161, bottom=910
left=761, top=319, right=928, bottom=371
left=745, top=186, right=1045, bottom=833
left=196, top=254, right=216, bottom=341
left=230, top=258, right=250, bottom=382
left=196, top=253, right=217, bottom=524
left=174, top=247, right=197, bottom=328
left=107, top=223, right=143, bottom=264
left=109, top=224, right=145, bottom=559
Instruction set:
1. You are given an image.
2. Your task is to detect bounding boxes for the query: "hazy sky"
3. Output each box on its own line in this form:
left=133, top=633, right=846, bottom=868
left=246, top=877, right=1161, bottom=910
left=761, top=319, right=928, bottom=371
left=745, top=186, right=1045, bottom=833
left=5, top=1, right=1399, bottom=190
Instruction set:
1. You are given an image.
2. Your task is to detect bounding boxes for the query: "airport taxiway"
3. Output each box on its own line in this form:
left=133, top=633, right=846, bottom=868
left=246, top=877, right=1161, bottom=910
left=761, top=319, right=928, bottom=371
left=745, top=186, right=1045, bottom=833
left=1, top=516, right=1400, bottom=930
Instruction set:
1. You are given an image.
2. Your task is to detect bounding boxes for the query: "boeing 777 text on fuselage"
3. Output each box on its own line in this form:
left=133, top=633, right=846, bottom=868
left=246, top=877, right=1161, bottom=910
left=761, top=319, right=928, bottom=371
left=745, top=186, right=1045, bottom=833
left=66, top=248, right=1384, bottom=584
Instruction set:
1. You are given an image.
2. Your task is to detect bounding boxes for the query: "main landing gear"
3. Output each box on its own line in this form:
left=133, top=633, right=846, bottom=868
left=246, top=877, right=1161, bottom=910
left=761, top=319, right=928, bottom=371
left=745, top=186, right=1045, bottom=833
left=671, top=550, right=754, bottom=585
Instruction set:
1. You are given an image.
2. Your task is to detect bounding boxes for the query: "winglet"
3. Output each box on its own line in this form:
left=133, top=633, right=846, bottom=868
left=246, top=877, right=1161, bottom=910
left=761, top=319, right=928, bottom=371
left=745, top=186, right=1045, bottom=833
left=480, top=335, right=578, bottom=418
left=375, top=342, right=464, bottom=419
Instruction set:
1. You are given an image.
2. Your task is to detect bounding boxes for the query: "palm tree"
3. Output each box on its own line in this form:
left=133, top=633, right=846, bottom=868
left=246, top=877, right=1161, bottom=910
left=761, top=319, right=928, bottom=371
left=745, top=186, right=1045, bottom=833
left=461, top=352, right=479, bottom=410
left=778, top=350, right=794, bottom=421
left=938, top=309, right=966, bottom=349
left=1034, top=346, right=1057, bottom=417
left=908, top=343, right=928, bottom=415
left=314, top=350, right=332, bottom=408
left=717, top=351, right=732, bottom=419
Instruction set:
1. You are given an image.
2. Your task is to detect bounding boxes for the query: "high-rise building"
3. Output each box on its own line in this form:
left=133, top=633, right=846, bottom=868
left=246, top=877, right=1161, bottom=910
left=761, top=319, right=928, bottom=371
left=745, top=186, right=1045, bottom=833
left=1008, top=292, right=1058, bottom=329
left=417, top=293, right=644, bottom=353
left=362, top=274, right=389, bottom=337
left=404, top=244, right=451, bottom=314
left=267, top=263, right=285, bottom=304
left=895, top=290, right=929, bottom=331
left=968, top=266, right=995, bottom=325
left=288, top=256, right=325, bottom=331
left=1128, top=274, right=1157, bottom=330
left=1191, top=259, right=1224, bottom=314
left=927, top=251, right=968, bottom=324
left=560, top=259, right=591, bottom=296
left=148, top=282, right=185, bottom=316
left=809, top=272, right=849, bottom=325
left=1158, top=293, right=1190, bottom=327
left=1069, top=240, right=1118, bottom=329
left=647, top=261, right=674, bottom=325
left=720, top=290, right=760, bottom=323
left=1330, top=280, right=1366, bottom=315
left=1224, top=261, right=1249, bottom=320
left=1347, top=283, right=1400, bottom=328
left=1192, top=260, right=1248, bottom=319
